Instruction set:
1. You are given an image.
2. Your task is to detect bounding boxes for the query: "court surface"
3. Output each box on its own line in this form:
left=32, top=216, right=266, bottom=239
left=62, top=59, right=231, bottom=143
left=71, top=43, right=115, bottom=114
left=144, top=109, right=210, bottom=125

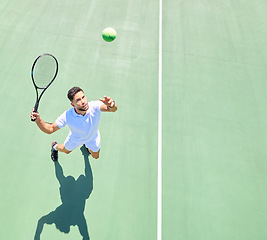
left=163, top=1, right=267, bottom=240
left=1, top=0, right=267, bottom=240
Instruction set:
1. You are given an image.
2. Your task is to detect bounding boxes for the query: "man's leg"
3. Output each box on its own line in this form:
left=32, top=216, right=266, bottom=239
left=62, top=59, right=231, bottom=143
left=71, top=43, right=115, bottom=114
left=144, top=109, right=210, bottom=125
left=51, top=142, right=72, bottom=162
left=87, top=148, right=100, bottom=159
left=56, top=143, right=72, bottom=154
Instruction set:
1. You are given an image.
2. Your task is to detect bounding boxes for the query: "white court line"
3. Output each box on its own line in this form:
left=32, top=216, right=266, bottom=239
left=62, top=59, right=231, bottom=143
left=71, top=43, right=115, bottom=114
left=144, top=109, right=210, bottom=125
left=157, top=0, right=162, bottom=238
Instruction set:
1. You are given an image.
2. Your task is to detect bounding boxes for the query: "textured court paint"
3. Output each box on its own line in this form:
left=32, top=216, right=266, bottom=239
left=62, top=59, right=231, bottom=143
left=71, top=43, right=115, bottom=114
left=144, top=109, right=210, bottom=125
left=163, top=1, right=267, bottom=240
left=0, top=0, right=158, bottom=239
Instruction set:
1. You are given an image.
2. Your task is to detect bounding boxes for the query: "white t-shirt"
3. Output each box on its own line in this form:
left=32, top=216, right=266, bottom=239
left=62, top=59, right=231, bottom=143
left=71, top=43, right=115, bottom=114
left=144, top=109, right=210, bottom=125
left=55, top=100, right=103, bottom=142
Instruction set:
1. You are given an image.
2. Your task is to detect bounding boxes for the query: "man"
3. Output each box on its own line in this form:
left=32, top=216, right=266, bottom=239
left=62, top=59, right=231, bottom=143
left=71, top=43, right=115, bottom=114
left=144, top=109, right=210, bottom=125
left=30, top=86, right=117, bottom=161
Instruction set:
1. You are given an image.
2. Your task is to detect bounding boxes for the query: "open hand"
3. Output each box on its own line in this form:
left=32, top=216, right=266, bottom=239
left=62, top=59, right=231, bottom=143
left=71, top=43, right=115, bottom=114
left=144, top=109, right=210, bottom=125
left=99, top=96, right=115, bottom=107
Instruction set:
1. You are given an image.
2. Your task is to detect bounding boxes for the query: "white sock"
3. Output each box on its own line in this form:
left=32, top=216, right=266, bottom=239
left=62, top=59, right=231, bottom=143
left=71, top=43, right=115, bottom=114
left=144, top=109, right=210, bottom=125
left=53, top=144, right=58, bottom=151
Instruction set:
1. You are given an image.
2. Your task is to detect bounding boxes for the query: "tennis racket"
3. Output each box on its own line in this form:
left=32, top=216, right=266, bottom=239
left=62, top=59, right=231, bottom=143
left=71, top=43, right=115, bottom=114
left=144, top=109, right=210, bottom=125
left=31, top=53, right=58, bottom=121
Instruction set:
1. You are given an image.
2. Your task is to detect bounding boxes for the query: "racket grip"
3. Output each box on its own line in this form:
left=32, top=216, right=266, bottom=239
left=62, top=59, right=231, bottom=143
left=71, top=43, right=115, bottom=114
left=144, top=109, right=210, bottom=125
left=34, top=101, right=39, bottom=112
left=31, top=102, right=39, bottom=122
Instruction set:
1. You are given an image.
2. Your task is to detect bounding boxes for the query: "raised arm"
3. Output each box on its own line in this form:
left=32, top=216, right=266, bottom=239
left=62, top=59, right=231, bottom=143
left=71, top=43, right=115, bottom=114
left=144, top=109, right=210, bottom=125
left=30, top=108, right=60, bottom=134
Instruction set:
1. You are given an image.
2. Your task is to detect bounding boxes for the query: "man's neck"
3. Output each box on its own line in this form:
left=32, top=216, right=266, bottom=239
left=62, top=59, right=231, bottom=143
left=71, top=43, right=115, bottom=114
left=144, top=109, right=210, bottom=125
left=74, top=108, right=87, bottom=116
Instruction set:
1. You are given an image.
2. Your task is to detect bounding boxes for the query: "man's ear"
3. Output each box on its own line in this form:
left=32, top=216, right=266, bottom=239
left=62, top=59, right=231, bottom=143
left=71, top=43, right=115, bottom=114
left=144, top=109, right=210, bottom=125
left=71, top=102, right=74, bottom=107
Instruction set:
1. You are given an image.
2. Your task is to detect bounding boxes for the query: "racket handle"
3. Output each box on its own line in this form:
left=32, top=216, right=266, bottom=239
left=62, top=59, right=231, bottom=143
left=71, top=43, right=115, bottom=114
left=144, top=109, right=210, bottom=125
left=31, top=102, right=39, bottom=122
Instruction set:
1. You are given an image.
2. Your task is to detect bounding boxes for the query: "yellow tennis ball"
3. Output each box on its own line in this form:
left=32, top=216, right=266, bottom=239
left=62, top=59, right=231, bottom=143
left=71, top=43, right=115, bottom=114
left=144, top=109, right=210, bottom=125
left=102, top=27, right=116, bottom=42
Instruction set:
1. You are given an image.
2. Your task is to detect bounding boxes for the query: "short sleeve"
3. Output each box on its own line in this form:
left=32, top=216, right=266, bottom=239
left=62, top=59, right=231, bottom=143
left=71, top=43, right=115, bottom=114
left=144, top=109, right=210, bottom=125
left=55, top=111, right=67, bottom=128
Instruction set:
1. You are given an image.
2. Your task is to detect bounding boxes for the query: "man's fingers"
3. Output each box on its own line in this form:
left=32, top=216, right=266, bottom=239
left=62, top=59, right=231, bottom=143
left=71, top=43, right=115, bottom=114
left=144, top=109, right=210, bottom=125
left=30, top=112, right=36, bottom=120
left=30, top=110, right=40, bottom=121
left=100, top=96, right=113, bottom=105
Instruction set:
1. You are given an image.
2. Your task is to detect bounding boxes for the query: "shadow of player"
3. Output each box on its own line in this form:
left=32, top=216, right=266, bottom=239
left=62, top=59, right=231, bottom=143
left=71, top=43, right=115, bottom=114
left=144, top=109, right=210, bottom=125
left=34, top=146, right=93, bottom=240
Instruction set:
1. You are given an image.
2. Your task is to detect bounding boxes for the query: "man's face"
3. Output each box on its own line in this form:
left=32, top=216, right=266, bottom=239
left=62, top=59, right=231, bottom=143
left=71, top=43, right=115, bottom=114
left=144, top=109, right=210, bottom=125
left=71, top=91, right=88, bottom=112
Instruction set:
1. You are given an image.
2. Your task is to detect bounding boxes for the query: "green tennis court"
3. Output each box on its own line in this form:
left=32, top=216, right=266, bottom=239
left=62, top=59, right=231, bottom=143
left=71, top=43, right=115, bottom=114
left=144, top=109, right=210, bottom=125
left=163, top=1, right=267, bottom=240
left=1, top=0, right=267, bottom=239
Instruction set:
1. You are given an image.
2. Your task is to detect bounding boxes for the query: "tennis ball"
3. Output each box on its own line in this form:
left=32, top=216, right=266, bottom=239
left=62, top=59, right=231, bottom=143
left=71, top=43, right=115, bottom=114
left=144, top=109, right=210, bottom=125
left=102, top=27, right=116, bottom=42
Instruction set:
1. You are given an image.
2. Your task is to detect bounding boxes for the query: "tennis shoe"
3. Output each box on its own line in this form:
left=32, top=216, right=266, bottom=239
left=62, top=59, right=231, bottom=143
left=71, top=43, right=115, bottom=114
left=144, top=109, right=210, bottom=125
left=51, top=141, right=58, bottom=162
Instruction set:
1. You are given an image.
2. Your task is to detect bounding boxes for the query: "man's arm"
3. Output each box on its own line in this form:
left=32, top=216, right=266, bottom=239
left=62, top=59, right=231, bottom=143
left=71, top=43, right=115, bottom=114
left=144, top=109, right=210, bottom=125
left=99, top=96, right=118, bottom=112
left=30, top=109, right=60, bottom=134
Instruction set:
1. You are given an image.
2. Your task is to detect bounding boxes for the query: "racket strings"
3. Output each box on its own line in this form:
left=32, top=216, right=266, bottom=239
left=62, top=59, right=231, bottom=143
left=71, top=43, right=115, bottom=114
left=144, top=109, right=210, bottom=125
left=33, top=55, right=58, bottom=89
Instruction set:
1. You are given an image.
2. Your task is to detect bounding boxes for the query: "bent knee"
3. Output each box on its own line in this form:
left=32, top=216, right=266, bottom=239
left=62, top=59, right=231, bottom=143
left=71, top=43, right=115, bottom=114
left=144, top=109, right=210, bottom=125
left=92, top=154, right=99, bottom=159
left=88, top=148, right=100, bottom=159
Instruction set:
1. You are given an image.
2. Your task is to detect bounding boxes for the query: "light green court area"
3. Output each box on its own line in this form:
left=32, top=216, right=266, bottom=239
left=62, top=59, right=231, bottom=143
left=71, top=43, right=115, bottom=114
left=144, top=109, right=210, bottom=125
left=163, top=1, right=267, bottom=240
left=0, top=0, right=158, bottom=239
left=1, top=0, right=267, bottom=239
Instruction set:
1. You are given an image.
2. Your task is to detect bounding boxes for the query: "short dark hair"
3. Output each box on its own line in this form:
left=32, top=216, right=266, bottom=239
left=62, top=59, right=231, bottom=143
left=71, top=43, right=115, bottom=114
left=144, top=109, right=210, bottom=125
left=67, top=87, right=83, bottom=101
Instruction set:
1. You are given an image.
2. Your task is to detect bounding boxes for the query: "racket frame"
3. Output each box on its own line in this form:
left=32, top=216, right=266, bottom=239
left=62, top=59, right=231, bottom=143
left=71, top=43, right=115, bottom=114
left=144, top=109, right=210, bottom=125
left=31, top=53, right=58, bottom=120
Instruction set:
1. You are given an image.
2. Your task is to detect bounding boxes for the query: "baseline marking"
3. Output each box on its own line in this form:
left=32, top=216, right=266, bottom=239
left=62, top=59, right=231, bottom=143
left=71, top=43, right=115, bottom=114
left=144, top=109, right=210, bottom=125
left=157, top=0, right=163, bottom=238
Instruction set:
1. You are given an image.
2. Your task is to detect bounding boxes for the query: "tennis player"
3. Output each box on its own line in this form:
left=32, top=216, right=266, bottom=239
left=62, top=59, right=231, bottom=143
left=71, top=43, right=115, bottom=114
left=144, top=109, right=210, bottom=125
left=30, top=86, right=117, bottom=161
